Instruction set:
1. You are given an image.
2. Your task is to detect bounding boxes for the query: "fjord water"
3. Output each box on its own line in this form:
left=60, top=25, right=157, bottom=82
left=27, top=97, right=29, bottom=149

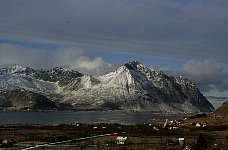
left=0, top=111, right=182, bottom=125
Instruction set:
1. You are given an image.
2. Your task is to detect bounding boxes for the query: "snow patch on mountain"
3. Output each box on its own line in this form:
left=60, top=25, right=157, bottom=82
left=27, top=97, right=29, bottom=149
left=0, top=65, right=26, bottom=74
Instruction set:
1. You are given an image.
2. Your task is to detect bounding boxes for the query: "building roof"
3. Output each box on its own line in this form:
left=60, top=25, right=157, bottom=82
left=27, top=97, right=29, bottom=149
left=116, top=136, right=128, bottom=141
left=178, top=138, right=185, bottom=141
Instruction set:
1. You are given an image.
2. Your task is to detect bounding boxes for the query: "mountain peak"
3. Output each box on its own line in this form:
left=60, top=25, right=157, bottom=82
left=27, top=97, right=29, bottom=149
left=0, top=64, right=26, bottom=74
left=9, top=64, right=25, bottom=70
left=50, top=67, right=70, bottom=73
left=124, top=61, right=144, bottom=70
left=126, top=61, right=141, bottom=65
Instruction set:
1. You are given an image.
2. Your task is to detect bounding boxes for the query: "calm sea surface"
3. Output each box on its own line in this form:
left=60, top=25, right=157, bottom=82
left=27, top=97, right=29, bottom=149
left=0, top=111, right=182, bottom=125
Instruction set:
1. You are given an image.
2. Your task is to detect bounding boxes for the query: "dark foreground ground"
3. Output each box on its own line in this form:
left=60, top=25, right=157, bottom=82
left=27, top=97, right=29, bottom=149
left=0, top=115, right=228, bottom=150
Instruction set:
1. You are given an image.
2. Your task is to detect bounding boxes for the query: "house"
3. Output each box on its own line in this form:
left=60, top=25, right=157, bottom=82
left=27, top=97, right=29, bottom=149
left=196, top=123, right=201, bottom=127
left=202, top=123, right=207, bottom=127
left=116, top=136, right=128, bottom=145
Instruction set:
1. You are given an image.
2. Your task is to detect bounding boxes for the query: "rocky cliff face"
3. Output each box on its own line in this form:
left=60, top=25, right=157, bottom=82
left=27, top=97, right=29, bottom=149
left=0, top=62, right=214, bottom=113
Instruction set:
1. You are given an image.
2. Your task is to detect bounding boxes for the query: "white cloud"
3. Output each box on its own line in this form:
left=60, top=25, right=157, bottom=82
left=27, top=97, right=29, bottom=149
left=158, top=59, right=228, bottom=93
left=69, top=56, right=113, bottom=75
left=0, top=44, right=113, bottom=75
left=180, top=59, right=228, bottom=92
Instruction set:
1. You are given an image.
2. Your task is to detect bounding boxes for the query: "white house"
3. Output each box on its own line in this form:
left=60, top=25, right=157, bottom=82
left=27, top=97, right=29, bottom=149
left=196, top=123, right=201, bottom=127
left=203, top=123, right=207, bottom=127
left=116, top=136, right=128, bottom=145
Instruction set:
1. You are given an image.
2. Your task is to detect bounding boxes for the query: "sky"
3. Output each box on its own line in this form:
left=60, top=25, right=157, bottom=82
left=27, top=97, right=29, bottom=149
left=0, top=0, right=228, bottom=97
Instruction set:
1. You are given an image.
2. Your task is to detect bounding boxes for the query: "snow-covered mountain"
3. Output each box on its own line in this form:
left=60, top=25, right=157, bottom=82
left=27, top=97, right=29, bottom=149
left=0, top=62, right=214, bottom=113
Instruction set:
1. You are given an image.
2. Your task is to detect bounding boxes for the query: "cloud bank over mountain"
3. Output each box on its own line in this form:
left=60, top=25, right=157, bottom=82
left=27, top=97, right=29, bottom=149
left=0, top=44, right=113, bottom=76
left=1, top=43, right=227, bottom=93
left=161, top=59, right=228, bottom=93
left=182, top=59, right=228, bottom=92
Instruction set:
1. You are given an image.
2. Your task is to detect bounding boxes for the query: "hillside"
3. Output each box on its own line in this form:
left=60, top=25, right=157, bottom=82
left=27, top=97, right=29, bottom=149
left=214, top=100, right=228, bottom=116
left=0, top=89, right=57, bottom=110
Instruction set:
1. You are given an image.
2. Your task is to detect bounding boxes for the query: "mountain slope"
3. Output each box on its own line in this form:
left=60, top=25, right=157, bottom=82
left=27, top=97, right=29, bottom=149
left=214, top=100, right=228, bottom=116
left=0, top=89, right=57, bottom=110
left=0, top=62, right=214, bottom=113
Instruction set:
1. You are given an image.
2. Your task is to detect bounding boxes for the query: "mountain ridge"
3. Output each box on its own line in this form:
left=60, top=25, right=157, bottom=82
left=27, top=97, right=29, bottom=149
left=0, top=62, right=214, bottom=113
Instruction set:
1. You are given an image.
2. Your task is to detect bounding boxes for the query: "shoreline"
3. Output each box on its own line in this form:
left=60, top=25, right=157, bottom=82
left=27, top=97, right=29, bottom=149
left=0, top=108, right=209, bottom=115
